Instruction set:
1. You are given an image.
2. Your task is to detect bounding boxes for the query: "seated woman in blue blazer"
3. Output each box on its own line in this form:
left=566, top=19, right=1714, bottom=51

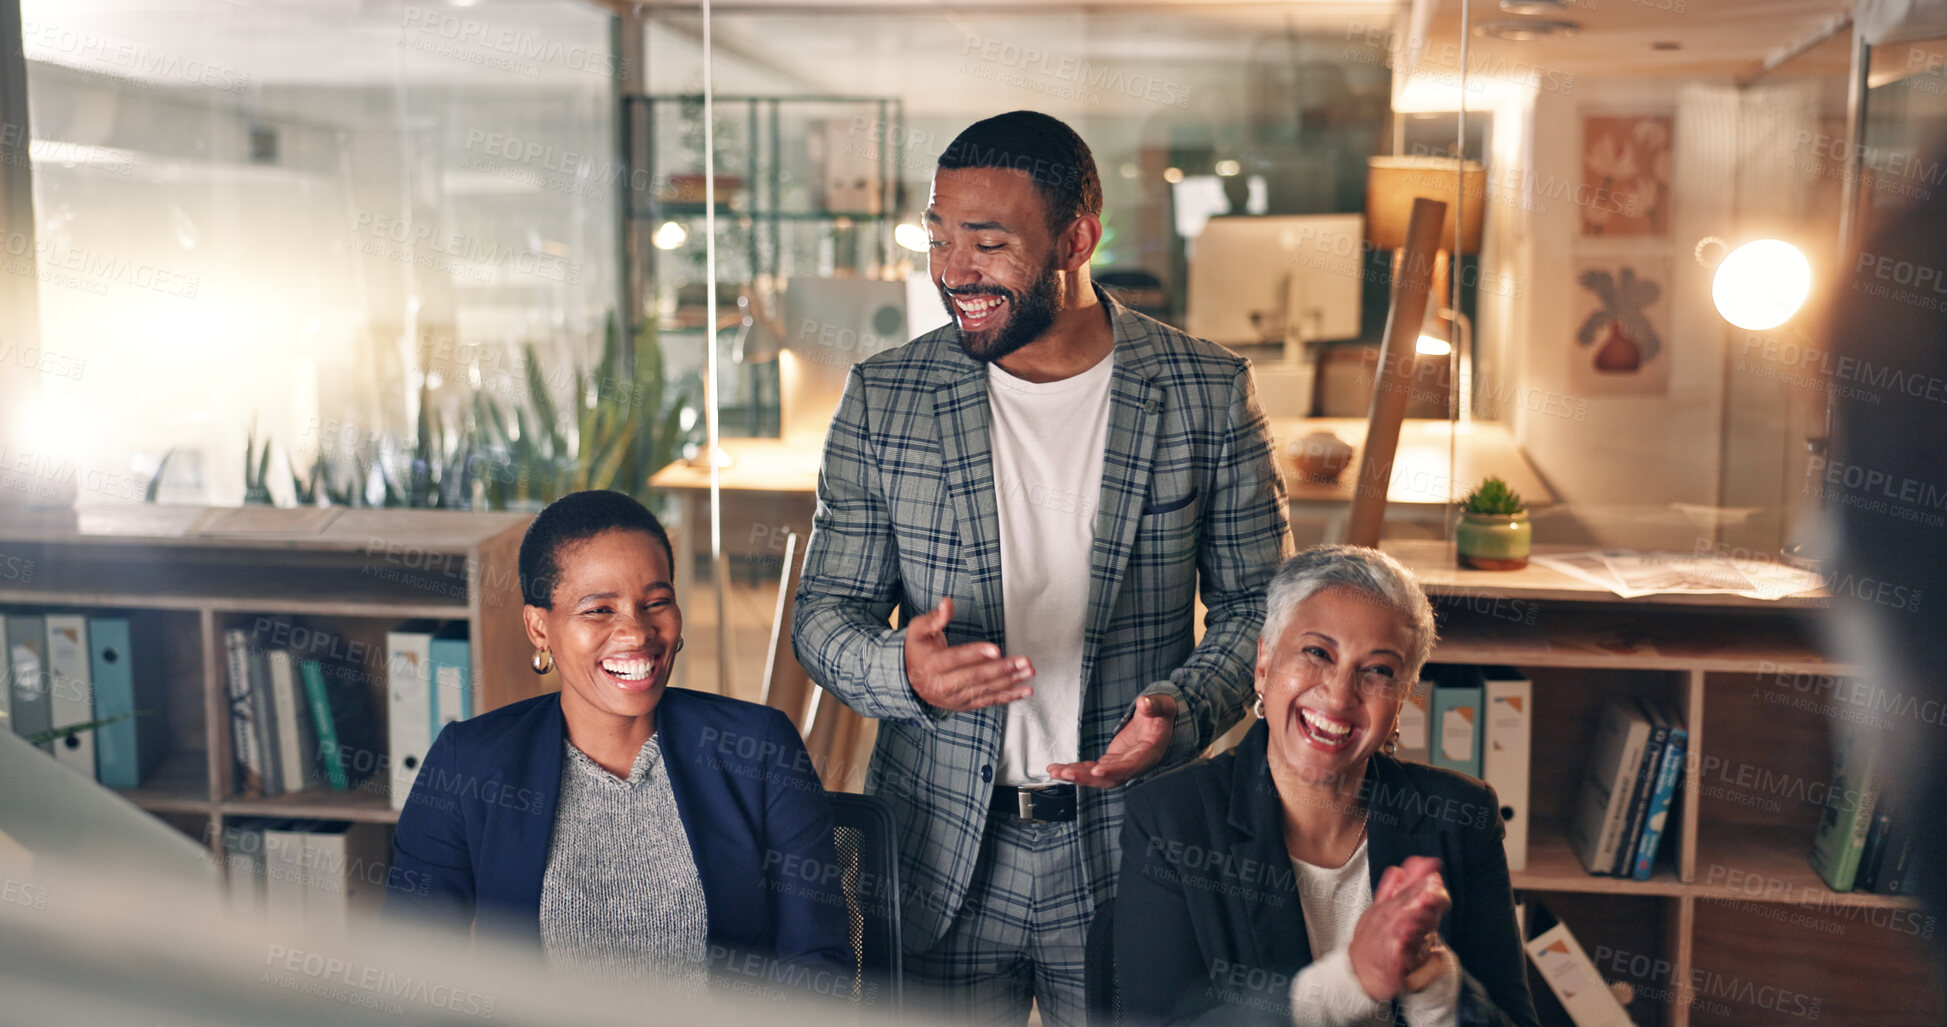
left=386, top=490, right=850, bottom=993
left=1113, top=546, right=1538, bottom=1026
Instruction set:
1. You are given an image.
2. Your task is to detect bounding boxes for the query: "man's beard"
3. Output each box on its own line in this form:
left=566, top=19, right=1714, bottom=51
left=941, top=256, right=1064, bottom=364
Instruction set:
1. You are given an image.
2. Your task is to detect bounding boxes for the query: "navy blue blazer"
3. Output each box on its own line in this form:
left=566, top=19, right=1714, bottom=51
left=385, top=686, right=850, bottom=982
left=1114, top=720, right=1539, bottom=1026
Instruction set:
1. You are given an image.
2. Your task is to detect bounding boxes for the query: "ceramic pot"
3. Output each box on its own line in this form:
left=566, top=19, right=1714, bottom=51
left=1287, top=431, right=1354, bottom=483
left=1457, top=510, right=1531, bottom=570
left=1593, top=322, right=1642, bottom=372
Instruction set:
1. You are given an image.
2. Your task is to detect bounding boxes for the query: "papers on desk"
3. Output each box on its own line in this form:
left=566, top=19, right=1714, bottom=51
left=1533, top=550, right=1826, bottom=600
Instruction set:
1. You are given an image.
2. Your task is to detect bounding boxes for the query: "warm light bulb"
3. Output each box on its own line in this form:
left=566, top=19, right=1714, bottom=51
left=1713, top=239, right=1810, bottom=331
left=1415, top=334, right=1453, bottom=356
left=1214, top=160, right=1241, bottom=177
left=652, top=221, right=689, bottom=250
left=894, top=223, right=930, bottom=253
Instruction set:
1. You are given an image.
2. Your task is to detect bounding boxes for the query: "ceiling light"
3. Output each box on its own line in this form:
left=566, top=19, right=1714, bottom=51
left=1163, top=167, right=1184, bottom=184
left=1713, top=240, right=1811, bottom=331
left=1214, top=160, right=1241, bottom=177
left=1473, top=19, right=1581, bottom=41
left=1499, top=0, right=1566, bottom=13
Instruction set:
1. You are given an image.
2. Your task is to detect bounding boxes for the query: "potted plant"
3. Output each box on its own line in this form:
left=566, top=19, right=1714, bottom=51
left=1457, top=475, right=1531, bottom=570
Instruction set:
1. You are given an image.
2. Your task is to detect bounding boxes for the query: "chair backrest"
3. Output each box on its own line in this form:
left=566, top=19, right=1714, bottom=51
left=826, top=791, right=903, bottom=1014
left=1085, top=897, right=1119, bottom=1027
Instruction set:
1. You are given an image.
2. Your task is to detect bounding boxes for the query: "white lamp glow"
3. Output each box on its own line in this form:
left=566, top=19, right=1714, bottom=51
left=894, top=222, right=930, bottom=253
left=1712, top=239, right=1810, bottom=331
left=652, top=221, right=689, bottom=250
left=1415, top=334, right=1452, bottom=356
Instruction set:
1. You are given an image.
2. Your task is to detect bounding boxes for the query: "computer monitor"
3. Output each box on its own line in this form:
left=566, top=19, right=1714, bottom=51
left=777, top=278, right=911, bottom=447
left=1185, top=214, right=1365, bottom=352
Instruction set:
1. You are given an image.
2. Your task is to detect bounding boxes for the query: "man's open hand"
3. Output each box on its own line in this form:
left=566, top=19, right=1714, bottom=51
left=904, top=598, right=1035, bottom=712
left=1046, top=693, right=1178, bottom=788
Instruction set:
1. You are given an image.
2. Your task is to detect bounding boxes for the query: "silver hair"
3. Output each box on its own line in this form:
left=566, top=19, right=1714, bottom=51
left=1261, top=545, right=1438, bottom=681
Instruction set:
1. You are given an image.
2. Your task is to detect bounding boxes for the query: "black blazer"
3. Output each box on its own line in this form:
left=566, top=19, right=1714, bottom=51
left=1113, top=720, right=1539, bottom=1027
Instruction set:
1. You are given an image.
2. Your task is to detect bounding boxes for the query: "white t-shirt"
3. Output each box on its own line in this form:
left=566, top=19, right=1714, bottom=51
left=987, top=352, right=1115, bottom=786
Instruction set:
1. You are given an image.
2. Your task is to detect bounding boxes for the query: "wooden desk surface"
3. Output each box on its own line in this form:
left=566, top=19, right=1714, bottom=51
left=648, top=439, right=823, bottom=494
left=1269, top=417, right=1554, bottom=508
left=646, top=417, right=1556, bottom=513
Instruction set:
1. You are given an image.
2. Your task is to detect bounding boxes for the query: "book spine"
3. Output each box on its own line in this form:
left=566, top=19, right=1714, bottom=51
left=1856, top=809, right=1892, bottom=894
left=250, top=646, right=282, bottom=796
left=224, top=629, right=264, bottom=798
left=1614, top=715, right=1669, bottom=876
left=1592, top=715, right=1649, bottom=874
left=1632, top=729, right=1687, bottom=881
left=300, top=660, right=348, bottom=790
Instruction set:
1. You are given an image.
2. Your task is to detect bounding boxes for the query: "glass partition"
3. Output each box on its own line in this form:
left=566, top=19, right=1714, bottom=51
left=15, top=0, right=626, bottom=508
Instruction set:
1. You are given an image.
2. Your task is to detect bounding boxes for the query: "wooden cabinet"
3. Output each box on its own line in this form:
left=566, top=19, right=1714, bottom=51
left=1389, top=540, right=1940, bottom=1026
left=0, top=505, right=536, bottom=850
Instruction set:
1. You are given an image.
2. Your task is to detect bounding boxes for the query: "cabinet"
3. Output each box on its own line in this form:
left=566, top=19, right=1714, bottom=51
left=1387, top=540, right=1940, bottom=1026
left=622, top=94, right=905, bottom=434
left=0, top=505, right=536, bottom=854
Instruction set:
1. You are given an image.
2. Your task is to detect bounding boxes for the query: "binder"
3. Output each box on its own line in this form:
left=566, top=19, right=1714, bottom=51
left=429, top=624, right=473, bottom=731
left=44, top=614, right=96, bottom=778
left=268, top=649, right=322, bottom=793
left=301, top=822, right=390, bottom=934
left=1428, top=664, right=1484, bottom=779
left=1395, top=678, right=1432, bottom=764
left=386, top=622, right=438, bottom=810
left=1482, top=667, right=1532, bottom=872
left=1524, top=900, right=1636, bottom=1027
left=6, top=614, right=52, bottom=753
left=221, top=820, right=268, bottom=914
left=91, top=615, right=166, bottom=789
left=262, top=822, right=310, bottom=929
left=0, top=614, right=11, bottom=737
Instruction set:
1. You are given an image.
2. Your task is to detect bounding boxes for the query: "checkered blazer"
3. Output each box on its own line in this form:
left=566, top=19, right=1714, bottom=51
left=792, top=290, right=1293, bottom=953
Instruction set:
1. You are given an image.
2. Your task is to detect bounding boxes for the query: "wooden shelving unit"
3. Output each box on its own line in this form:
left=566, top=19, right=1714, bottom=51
left=1389, top=541, right=1938, bottom=1026
left=0, top=505, right=540, bottom=853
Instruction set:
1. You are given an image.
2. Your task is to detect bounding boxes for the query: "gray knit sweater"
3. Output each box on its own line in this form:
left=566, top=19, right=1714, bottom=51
left=539, top=734, right=711, bottom=991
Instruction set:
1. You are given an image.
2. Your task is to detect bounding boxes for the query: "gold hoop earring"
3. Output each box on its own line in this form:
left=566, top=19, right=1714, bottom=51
left=531, top=648, right=554, bottom=675
left=1252, top=693, right=1265, bottom=719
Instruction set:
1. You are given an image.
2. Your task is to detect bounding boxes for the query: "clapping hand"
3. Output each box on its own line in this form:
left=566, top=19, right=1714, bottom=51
left=1349, top=856, right=1452, bottom=1002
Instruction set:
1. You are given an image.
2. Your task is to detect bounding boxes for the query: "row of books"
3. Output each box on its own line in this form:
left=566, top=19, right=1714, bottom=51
left=220, top=819, right=389, bottom=931
left=1811, top=722, right=1920, bottom=894
left=225, top=620, right=470, bottom=808
left=0, top=611, right=168, bottom=787
left=1568, top=697, right=1689, bottom=880
left=1401, top=664, right=1533, bottom=872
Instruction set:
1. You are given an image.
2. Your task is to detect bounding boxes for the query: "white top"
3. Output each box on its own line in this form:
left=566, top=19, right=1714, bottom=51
left=987, top=352, right=1115, bottom=786
left=1288, top=840, right=1461, bottom=1027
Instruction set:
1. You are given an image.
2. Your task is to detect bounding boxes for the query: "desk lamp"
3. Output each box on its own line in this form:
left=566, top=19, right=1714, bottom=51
left=1365, top=157, right=1486, bottom=420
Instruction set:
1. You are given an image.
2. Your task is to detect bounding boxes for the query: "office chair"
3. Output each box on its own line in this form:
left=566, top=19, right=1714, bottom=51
left=826, top=790, right=903, bottom=1014
left=1085, top=897, right=1120, bottom=1026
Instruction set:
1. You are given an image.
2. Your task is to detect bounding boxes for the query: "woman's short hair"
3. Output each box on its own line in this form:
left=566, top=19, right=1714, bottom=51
left=518, top=490, right=675, bottom=609
left=1261, top=545, right=1438, bottom=680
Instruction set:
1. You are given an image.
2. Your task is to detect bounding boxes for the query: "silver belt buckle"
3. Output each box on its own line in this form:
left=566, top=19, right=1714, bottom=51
left=1018, top=790, right=1035, bottom=819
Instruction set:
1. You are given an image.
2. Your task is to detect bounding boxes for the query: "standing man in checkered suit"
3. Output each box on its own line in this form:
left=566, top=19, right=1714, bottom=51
left=794, top=110, right=1292, bottom=1025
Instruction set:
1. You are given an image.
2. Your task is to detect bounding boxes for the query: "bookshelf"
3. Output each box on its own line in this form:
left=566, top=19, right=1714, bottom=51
left=1386, top=540, right=1939, bottom=1027
left=0, top=505, right=540, bottom=846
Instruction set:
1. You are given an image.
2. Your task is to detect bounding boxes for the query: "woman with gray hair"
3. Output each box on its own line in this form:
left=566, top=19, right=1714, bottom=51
left=1109, top=546, right=1537, bottom=1026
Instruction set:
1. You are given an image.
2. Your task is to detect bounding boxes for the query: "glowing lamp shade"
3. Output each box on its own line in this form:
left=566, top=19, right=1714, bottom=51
left=1713, top=240, right=1810, bottom=331
left=894, top=222, right=930, bottom=253
left=652, top=221, right=689, bottom=250
left=1415, top=334, right=1453, bottom=356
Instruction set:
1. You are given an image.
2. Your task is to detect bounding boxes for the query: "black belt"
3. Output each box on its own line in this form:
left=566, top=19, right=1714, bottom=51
left=990, top=784, right=1077, bottom=822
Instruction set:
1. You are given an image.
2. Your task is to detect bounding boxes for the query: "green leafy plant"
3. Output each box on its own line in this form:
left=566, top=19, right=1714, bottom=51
left=1461, top=475, right=1525, bottom=516
left=243, top=425, right=274, bottom=505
